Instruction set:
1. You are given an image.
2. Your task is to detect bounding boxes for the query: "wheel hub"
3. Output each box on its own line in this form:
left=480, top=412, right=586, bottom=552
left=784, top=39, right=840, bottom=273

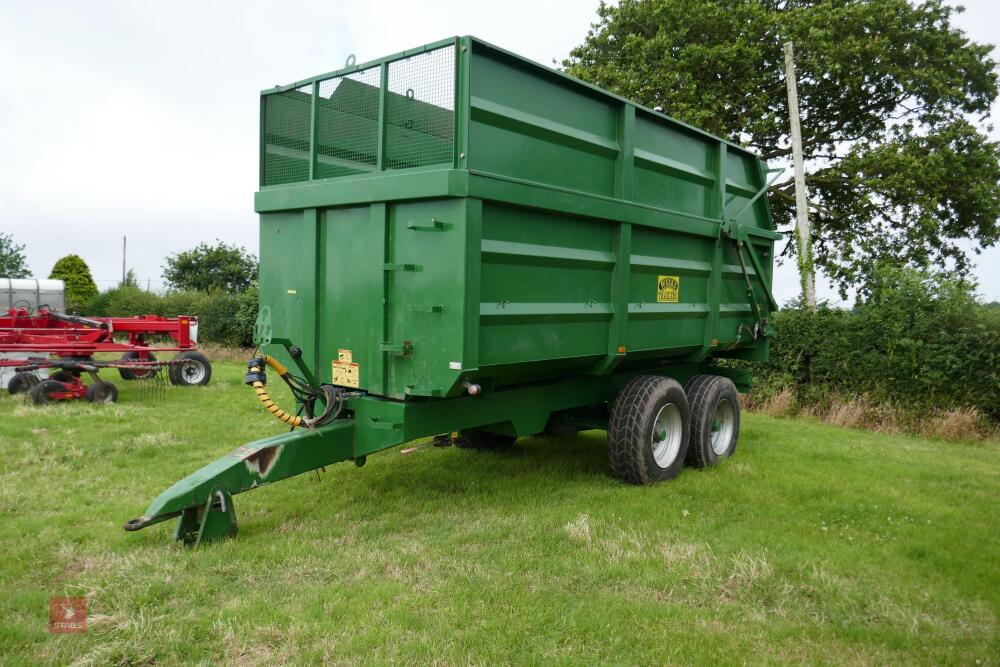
left=710, top=399, right=735, bottom=455
left=182, top=361, right=206, bottom=384
left=651, top=402, right=682, bottom=468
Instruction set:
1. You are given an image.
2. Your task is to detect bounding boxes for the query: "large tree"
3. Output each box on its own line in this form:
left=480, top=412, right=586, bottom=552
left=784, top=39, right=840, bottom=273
left=162, top=241, right=258, bottom=293
left=564, top=0, right=1000, bottom=295
left=0, top=232, right=31, bottom=278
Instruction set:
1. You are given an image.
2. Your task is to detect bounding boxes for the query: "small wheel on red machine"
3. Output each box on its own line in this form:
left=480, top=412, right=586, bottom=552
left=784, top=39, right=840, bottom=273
left=168, top=350, right=212, bottom=386
left=8, top=371, right=41, bottom=396
left=86, top=380, right=118, bottom=404
left=29, top=379, right=65, bottom=405
left=119, top=351, right=158, bottom=380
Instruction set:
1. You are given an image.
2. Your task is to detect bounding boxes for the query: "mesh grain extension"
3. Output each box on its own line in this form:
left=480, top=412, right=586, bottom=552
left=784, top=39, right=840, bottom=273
left=262, top=85, right=312, bottom=186
left=386, top=47, right=455, bottom=170
left=260, top=44, right=455, bottom=186
left=316, top=67, right=381, bottom=179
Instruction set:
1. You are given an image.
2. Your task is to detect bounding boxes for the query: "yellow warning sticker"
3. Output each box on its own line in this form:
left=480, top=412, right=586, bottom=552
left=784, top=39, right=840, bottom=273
left=338, top=349, right=352, bottom=363
left=657, top=275, right=680, bottom=303
left=332, top=357, right=359, bottom=388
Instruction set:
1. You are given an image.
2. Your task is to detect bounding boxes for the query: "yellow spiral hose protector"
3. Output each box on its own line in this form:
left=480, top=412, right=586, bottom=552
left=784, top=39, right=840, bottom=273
left=248, top=355, right=302, bottom=427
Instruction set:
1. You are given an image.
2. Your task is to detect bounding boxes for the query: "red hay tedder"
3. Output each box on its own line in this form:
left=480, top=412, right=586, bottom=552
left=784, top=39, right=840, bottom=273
left=0, top=307, right=212, bottom=404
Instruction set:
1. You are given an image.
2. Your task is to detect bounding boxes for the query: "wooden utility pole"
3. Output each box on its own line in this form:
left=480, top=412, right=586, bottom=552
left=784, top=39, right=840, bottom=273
left=783, top=42, right=816, bottom=311
left=122, top=236, right=127, bottom=285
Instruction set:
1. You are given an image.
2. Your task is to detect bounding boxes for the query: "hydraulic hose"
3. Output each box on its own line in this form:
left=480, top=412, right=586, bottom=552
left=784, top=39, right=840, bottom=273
left=245, top=355, right=342, bottom=429
left=246, top=356, right=303, bottom=426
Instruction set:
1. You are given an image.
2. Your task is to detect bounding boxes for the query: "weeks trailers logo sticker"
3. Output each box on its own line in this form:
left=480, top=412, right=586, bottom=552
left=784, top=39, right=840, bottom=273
left=49, top=597, right=87, bottom=633
left=657, top=275, right=680, bottom=303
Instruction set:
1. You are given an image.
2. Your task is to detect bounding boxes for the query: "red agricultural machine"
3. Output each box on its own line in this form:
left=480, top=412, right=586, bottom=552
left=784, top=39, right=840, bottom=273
left=0, top=307, right=212, bottom=404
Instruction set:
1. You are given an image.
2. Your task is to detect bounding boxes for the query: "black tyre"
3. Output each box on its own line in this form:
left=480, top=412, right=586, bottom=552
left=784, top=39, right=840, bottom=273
left=454, top=430, right=517, bottom=450
left=168, top=351, right=212, bottom=386
left=8, top=371, right=41, bottom=395
left=608, top=375, right=690, bottom=484
left=119, top=351, right=157, bottom=380
left=49, top=371, right=75, bottom=383
left=684, top=374, right=740, bottom=468
left=86, top=380, right=118, bottom=404
left=29, top=379, right=64, bottom=405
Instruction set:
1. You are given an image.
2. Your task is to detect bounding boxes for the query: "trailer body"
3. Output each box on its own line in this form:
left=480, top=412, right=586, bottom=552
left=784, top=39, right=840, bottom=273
left=127, top=37, right=779, bottom=545
left=256, top=37, right=778, bottom=403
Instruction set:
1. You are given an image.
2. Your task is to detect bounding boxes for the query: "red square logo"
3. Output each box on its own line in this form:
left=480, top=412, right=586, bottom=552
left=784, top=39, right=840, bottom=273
left=49, top=597, right=87, bottom=633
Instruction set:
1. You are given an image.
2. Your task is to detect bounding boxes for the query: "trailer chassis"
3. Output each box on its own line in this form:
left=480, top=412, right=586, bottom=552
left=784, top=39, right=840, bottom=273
left=124, top=356, right=750, bottom=546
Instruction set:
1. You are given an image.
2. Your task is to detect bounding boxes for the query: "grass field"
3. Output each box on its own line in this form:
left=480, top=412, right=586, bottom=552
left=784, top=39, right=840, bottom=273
left=1, top=361, right=997, bottom=665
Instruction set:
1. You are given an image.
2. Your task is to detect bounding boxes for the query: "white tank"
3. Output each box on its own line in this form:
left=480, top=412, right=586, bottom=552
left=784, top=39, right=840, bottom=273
left=0, top=278, right=66, bottom=312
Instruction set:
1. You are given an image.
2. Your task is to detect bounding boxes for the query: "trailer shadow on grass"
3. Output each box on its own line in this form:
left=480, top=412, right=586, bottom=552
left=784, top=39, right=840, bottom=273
left=240, top=428, right=676, bottom=547
left=360, top=431, right=614, bottom=495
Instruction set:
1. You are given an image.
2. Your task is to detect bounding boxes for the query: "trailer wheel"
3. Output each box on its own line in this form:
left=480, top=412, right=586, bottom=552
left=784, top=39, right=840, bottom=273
left=86, top=380, right=118, bottom=404
left=8, top=372, right=40, bottom=396
left=29, top=379, right=64, bottom=405
left=119, top=351, right=157, bottom=380
left=169, top=351, right=212, bottom=386
left=684, top=375, right=740, bottom=468
left=608, top=375, right=690, bottom=484
left=454, top=430, right=517, bottom=450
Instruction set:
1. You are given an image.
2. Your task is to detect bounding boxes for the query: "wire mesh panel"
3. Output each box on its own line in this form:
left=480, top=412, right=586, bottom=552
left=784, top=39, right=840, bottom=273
left=262, top=85, right=312, bottom=186
left=316, top=66, right=381, bottom=179
left=386, top=47, right=455, bottom=170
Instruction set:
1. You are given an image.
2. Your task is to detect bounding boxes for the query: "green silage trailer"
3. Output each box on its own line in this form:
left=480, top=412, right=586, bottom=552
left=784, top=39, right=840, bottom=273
left=126, top=37, right=781, bottom=546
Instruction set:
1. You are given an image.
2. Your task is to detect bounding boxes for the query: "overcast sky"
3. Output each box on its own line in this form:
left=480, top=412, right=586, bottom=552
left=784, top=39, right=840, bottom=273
left=1, top=0, right=997, bottom=303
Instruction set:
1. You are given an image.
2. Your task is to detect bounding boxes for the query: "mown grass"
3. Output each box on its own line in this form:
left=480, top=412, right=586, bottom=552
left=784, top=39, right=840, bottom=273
left=0, top=362, right=997, bottom=665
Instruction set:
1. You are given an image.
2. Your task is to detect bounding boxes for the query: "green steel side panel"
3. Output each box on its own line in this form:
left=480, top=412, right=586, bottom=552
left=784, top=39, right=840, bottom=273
left=478, top=203, right=612, bottom=370
left=385, top=199, right=468, bottom=398
left=626, top=225, right=712, bottom=355
left=468, top=50, right=618, bottom=197
left=258, top=194, right=774, bottom=399
left=465, top=39, right=774, bottom=236
left=319, top=205, right=387, bottom=392
left=632, top=111, right=715, bottom=218
left=256, top=37, right=778, bottom=400
left=259, top=210, right=317, bottom=370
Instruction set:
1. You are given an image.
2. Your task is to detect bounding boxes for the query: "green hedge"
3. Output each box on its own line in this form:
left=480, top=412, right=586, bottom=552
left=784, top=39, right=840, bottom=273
left=86, top=286, right=258, bottom=348
left=757, top=269, right=1000, bottom=420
